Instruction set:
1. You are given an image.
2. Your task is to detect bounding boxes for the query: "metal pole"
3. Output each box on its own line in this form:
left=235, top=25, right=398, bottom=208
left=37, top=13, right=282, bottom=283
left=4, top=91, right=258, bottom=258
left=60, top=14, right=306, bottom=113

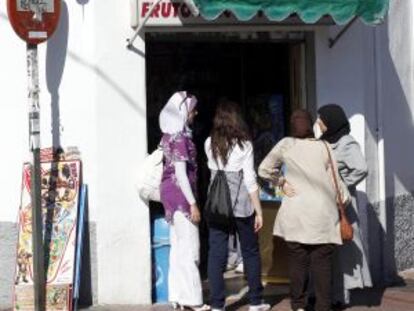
left=328, top=16, right=358, bottom=49
left=27, top=42, right=46, bottom=311
left=126, top=0, right=199, bottom=48
left=126, top=0, right=163, bottom=48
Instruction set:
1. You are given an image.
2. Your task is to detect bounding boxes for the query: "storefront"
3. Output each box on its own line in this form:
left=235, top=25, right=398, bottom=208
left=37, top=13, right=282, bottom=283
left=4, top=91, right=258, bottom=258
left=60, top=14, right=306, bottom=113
left=137, top=0, right=389, bottom=288
left=2, top=0, right=414, bottom=308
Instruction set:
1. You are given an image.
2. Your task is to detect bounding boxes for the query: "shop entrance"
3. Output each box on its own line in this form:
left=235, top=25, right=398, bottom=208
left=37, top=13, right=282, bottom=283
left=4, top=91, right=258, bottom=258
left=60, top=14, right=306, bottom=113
left=145, top=31, right=313, bottom=150
left=145, top=31, right=313, bottom=300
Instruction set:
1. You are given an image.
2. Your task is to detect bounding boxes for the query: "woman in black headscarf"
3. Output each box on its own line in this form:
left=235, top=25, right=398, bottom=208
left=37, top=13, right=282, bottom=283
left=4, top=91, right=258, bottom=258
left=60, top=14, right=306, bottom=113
left=314, top=104, right=372, bottom=308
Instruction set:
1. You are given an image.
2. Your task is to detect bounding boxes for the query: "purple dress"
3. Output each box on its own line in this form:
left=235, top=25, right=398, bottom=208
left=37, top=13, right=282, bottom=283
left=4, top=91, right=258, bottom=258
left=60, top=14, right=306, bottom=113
left=160, top=131, right=198, bottom=222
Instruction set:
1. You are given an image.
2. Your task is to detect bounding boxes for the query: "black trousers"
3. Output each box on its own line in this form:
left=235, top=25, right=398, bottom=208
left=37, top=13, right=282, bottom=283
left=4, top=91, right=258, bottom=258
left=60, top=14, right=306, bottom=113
left=286, top=242, right=335, bottom=311
left=208, top=215, right=263, bottom=309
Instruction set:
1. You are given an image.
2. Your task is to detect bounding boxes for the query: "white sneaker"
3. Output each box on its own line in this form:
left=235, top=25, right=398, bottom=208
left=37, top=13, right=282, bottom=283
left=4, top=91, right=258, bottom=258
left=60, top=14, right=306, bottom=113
left=235, top=263, right=244, bottom=274
left=226, top=263, right=236, bottom=271
left=186, top=305, right=211, bottom=311
left=248, top=303, right=271, bottom=311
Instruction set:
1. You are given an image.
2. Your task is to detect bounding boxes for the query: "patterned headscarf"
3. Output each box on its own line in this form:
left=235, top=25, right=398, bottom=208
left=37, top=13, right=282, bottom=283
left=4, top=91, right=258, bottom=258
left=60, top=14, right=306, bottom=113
left=159, top=91, right=198, bottom=134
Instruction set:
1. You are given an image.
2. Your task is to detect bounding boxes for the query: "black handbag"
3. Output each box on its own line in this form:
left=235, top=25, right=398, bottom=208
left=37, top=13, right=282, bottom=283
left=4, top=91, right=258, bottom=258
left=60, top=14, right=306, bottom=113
left=205, top=170, right=241, bottom=230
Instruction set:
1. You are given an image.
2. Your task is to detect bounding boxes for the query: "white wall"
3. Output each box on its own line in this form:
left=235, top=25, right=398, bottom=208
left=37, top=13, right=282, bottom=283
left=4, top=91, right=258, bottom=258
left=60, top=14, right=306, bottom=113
left=378, top=0, right=414, bottom=198
left=315, top=4, right=414, bottom=200
left=0, top=5, right=29, bottom=223
left=0, top=0, right=151, bottom=304
left=315, top=0, right=414, bottom=280
left=93, top=0, right=151, bottom=304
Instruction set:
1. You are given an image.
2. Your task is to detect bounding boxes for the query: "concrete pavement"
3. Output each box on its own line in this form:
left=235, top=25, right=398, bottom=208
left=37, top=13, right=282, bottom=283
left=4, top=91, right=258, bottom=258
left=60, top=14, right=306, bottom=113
left=81, top=280, right=414, bottom=311
left=2, top=274, right=413, bottom=311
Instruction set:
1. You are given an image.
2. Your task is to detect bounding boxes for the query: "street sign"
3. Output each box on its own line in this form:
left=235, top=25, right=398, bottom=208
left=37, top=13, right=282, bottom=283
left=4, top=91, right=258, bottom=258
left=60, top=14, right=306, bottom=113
left=7, top=0, right=61, bottom=44
left=7, top=2, right=62, bottom=311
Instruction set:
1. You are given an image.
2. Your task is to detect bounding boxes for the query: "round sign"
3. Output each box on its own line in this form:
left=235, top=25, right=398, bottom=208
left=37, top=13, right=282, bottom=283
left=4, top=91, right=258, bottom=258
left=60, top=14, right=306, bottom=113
left=7, top=0, right=61, bottom=45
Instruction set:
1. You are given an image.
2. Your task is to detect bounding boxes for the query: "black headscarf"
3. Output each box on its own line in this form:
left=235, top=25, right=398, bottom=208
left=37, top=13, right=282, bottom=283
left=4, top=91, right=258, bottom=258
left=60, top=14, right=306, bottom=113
left=318, top=104, right=350, bottom=144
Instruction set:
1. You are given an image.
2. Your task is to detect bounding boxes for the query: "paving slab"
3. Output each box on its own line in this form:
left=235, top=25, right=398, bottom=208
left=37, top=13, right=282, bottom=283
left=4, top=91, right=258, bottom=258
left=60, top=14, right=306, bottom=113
left=79, top=280, right=414, bottom=311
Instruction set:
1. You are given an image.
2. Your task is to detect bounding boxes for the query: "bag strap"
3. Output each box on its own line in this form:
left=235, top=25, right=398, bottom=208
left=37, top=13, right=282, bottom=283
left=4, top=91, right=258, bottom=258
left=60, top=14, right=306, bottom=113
left=322, top=141, right=346, bottom=215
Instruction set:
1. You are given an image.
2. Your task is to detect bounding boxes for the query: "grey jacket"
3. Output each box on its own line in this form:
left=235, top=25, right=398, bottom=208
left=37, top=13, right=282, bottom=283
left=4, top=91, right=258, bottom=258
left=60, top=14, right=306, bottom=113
left=331, top=135, right=368, bottom=189
left=331, top=134, right=372, bottom=299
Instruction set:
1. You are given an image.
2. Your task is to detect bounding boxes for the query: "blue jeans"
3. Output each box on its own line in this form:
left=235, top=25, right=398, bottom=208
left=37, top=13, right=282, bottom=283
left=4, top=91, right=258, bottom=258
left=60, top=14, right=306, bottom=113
left=208, top=215, right=263, bottom=309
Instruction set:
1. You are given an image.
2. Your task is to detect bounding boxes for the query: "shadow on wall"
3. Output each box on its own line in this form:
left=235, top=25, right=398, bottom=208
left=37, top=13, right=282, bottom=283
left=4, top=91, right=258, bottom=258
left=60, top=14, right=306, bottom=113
left=380, top=15, right=414, bottom=276
left=67, top=51, right=146, bottom=117
left=46, top=0, right=69, bottom=149
left=325, top=13, right=414, bottom=294
left=44, top=1, right=69, bottom=270
left=357, top=15, right=414, bottom=287
left=44, top=1, right=94, bottom=307
left=76, top=0, right=90, bottom=19
left=47, top=0, right=145, bottom=138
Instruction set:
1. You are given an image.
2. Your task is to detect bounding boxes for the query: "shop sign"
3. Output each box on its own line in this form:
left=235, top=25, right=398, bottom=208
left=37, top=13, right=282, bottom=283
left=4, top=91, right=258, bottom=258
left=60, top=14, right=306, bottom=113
left=131, top=0, right=271, bottom=28
left=131, top=0, right=334, bottom=28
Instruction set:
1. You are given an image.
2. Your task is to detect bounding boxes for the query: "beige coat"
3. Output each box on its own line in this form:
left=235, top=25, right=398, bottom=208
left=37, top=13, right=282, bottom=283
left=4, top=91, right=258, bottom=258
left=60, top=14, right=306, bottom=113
left=258, top=137, right=342, bottom=245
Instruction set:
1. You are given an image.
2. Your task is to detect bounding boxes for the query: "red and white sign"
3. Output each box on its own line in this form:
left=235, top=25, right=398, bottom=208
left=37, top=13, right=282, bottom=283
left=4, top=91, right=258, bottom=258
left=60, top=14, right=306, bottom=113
left=7, top=0, right=61, bottom=44
left=131, top=0, right=262, bottom=27
left=131, top=0, right=322, bottom=28
left=131, top=0, right=196, bottom=27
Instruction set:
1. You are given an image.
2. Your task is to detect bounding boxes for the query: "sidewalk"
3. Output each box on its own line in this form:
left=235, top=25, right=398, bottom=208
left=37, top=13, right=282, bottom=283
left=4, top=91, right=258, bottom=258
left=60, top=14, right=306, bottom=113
left=82, top=280, right=414, bottom=311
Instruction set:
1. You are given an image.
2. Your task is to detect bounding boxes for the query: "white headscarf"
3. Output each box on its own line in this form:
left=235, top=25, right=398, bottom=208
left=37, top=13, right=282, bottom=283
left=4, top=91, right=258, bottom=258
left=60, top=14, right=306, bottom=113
left=159, top=91, right=198, bottom=134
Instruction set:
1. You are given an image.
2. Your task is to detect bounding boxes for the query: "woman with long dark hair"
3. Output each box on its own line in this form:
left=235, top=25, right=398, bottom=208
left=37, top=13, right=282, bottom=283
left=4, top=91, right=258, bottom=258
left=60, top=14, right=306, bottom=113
left=204, top=100, right=270, bottom=311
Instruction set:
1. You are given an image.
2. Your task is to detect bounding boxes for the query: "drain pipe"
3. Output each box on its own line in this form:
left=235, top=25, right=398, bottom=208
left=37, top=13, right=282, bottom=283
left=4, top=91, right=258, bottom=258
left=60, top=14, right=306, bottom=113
left=373, top=25, right=387, bottom=232
left=373, top=25, right=390, bottom=284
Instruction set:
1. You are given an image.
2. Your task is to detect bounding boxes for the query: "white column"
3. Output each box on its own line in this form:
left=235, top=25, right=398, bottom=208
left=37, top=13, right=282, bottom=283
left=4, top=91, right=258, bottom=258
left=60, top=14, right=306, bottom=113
left=94, top=0, right=151, bottom=304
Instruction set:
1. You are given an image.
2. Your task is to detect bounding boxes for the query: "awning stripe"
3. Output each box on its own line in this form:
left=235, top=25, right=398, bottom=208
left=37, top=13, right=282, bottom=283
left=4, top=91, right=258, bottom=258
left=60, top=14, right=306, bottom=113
left=189, top=0, right=389, bottom=25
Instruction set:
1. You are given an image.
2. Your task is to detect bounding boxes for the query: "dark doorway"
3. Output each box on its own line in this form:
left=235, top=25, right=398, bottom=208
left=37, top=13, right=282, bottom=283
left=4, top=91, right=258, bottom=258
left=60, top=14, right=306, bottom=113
left=145, top=32, right=293, bottom=283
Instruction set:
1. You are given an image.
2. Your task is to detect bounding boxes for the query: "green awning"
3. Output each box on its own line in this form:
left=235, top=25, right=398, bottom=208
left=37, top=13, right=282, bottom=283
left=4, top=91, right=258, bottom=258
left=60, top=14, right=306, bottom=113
left=189, top=0, right=389, bottom=25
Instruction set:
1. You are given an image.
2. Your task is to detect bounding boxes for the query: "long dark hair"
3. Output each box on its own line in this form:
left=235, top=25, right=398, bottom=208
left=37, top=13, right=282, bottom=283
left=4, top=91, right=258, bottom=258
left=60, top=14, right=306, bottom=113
left=210, top=100, right=251, bottom=165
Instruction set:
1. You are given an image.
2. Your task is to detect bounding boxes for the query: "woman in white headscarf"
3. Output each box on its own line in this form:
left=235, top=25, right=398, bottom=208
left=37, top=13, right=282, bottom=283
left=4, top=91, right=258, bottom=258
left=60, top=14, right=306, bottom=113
left=159, top=91, right=209, bottom=311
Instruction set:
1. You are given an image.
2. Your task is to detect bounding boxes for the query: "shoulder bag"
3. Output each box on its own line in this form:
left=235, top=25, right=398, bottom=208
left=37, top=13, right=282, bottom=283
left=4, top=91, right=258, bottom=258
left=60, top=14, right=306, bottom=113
left=322, top=141, right=353, bottom=242
left=135, top=146, right=163, bottom=202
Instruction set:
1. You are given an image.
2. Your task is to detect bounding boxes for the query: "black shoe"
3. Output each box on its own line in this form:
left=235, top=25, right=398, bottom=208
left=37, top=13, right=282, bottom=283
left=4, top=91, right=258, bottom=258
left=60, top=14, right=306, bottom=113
left=331, top=301, right=349, bottom=310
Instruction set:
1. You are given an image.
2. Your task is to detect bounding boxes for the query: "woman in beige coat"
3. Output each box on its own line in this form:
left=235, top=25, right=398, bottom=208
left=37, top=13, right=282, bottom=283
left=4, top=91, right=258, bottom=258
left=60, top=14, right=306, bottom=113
left=258, top=110, right=344, bottom=311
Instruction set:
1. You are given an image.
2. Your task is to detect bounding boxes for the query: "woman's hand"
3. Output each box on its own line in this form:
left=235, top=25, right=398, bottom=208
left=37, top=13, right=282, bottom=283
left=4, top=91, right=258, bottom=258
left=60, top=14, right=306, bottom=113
left=190, top=204, right=201, bottom=224
left=282, top=180, right=296, bottom=197
left=254, top=214, right=263, bottom=233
